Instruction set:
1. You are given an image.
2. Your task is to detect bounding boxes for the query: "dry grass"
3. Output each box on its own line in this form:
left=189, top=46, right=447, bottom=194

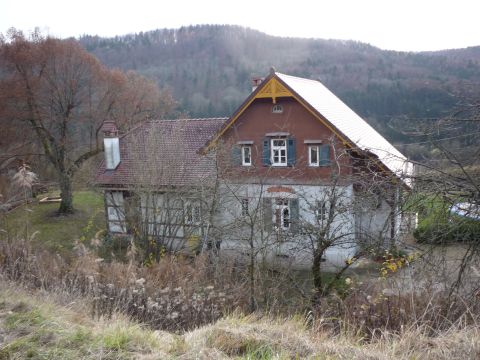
left=0, top=281, right=169, bottom=359
left=0, top=238, right=244, bottom=332
left=1, top=281, right=479, bottom=359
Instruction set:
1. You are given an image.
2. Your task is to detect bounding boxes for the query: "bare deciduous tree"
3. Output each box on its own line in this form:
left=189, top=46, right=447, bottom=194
left=0, top=29, right=175, bottom=214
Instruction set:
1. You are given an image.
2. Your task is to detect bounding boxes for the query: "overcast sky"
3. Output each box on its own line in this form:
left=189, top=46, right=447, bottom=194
left=1, top=0, right=479, bottom=52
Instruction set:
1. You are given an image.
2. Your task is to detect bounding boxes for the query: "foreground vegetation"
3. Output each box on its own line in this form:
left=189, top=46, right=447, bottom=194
left=0, top=190, right=479, bottom=358
left=1, top=280, right=479, bottom=359
left=0, top=231, right=479, bottom=359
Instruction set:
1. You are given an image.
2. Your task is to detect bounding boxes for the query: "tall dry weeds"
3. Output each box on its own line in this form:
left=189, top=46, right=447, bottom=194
left=0, top=238, right=245, bottom=331
left=1, top=237, right=479, bottom=338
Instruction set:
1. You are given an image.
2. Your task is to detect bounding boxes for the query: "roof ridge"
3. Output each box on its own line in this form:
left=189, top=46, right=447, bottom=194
left=276, top=72, right=321, bottom=84
left=150, top=117, right=229, bottom=122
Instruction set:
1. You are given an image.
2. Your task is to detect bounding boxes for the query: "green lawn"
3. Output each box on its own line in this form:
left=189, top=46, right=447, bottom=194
left=1, top=190, right=106, bottom=254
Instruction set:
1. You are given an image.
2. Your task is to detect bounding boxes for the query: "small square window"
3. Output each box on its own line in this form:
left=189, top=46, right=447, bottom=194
left=242, top=145, right=252, bottom=166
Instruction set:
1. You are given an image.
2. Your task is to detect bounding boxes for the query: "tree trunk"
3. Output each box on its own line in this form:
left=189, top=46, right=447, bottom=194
left=248, top=245, right=256, bottom=312
left=311, top=248, right=323, bottom=309
left=58, top=173, right=74, bottom=214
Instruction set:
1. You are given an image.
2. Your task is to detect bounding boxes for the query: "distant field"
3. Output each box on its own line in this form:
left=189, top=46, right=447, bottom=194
left=0, top=190, right=105, bottom=254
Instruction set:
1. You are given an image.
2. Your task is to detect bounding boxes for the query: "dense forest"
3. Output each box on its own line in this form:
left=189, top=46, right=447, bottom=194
left=80, top=25, right=480, bottom=156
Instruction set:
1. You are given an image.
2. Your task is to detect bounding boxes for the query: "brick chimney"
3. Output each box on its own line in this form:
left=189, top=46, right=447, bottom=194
left=101, top=121, right=120, bottom=170
left=100, top=120, right=119, bottom=138
left=251, top=77, right=264, bottom=92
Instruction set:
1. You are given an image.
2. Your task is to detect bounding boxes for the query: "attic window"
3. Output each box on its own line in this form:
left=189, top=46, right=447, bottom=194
left=272, top=104, right=283, bottom=114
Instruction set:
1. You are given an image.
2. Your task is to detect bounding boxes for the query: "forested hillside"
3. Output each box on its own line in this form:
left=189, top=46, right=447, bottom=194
left=79, top=25, right=480, bottom=151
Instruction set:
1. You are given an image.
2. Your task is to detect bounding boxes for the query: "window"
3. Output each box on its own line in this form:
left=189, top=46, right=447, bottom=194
left=316, top=201, right=327, bottom=223
left=241, top=145, right=252, bottom=166
left=319, top=144, right=331, bottom=166
left=308, top=145, right=319, bottom=166
left=271, top=138, right=287, bottom=166
left=263, top=136, right=295, bottom=166
left=308, top=144, right=330, bottom=167
left=185, top=201, right=201, bottom=225
left=241, top=198, right=249, bottom=216
left=272, top=104, right=283, bottom=114
left=274, top=199, right=290, bottom=230
left=106, top=191, right=126, bottom=233
left=263, top=197, right=298, bottom=233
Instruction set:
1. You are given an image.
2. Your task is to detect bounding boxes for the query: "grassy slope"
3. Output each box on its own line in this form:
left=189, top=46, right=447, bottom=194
left=0, top=282, right=167, bottom=359
left=1, top=191, right=105, bottom=254
left=0, top=281, right=478, bottom=360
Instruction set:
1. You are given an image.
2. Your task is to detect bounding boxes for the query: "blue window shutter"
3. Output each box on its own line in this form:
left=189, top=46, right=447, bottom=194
left=319, top=144, right=331, bottom=166
left=287, top=138, right=296, bottom=166
left=231, top=145, right=242, bottom=166
left=262, top=138, right=271, bottom=166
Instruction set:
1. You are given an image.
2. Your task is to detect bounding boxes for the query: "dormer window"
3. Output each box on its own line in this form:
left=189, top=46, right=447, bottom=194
left=272, top=104, right=283, bottom=114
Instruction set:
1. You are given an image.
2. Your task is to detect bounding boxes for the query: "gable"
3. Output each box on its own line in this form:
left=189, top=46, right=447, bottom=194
left=204, top=71, right=412, bottom=185
left=220, top=97, right=353, bottom=184
left=225, top=97, right=338, bottom=144
left=204, top=74, right=355, bottom=153
left=255, top=77, right=293, bottom=103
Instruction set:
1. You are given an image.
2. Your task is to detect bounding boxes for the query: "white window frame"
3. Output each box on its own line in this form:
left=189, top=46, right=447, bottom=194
left=308, top=145, right=320, bottom=167
left=241, top=145, right=252, bottom=166
left=274, top=198, right=290, bottom=231
left=271, top=138, right=287, bottom=167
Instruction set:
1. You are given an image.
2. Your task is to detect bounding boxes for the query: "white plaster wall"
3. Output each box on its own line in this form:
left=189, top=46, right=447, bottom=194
left=355, top=198, right=392, bottom=242
left=215, top=183, right=358, bottom=270
left=105, top=191, right=126, bottom=233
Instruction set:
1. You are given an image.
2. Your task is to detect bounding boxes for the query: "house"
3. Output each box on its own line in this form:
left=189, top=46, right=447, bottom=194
left=96, top=69, right=414, bottom=268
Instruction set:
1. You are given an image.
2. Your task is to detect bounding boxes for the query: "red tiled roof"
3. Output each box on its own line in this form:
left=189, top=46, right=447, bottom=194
left=95, top=118, right=227, bottom=188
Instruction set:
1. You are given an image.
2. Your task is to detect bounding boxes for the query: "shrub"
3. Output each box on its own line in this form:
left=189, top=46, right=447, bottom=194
left=320, top=280, right=480, bottom=338
left=414, top=217, right=480, bottom=244
left=414, top=196, right=480, bottom=244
